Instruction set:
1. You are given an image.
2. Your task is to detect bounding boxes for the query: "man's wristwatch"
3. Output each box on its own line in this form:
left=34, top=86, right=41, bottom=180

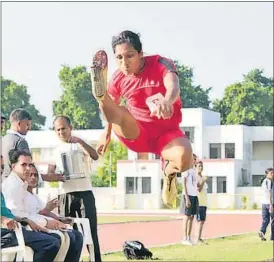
left=19, top=217, right=28, bottom=226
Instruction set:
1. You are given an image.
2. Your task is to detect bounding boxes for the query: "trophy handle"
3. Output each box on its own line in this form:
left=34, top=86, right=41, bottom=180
left=61, top=153, right=70, bottom=180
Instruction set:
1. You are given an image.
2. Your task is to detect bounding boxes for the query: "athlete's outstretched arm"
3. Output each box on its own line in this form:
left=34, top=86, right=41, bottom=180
left=151, top=72, right=180, bottom=119
left=163, top=72, right=180, bottom=103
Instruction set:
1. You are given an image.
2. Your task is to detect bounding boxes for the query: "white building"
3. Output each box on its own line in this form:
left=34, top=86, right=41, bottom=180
left=25, top=108, right=273, bottom=209
left=123, top=108, right=273, bottom=209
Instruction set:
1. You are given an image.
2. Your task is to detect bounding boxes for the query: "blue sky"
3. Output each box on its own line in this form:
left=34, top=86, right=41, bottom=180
left=2, top=2, right=273, bottom=128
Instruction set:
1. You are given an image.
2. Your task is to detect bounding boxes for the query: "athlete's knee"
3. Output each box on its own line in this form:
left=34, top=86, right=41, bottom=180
left=173, top=145, right=193, bottom=172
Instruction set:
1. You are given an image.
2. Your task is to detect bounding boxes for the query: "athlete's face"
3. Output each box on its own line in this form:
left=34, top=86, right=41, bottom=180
left=114, top=43, right=143, bottom=75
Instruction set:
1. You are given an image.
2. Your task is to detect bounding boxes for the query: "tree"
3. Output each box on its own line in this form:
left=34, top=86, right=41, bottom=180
left=174, top=61, right=212, bottom=109
left=92, top=140, right=128, bottom=187
left=1, top=77, right=46, bottom=131
left=213, top=69, right=273, bottom=126
left=53, top=66, right=102, bottom=129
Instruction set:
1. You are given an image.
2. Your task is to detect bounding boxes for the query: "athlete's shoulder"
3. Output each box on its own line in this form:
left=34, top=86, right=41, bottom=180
left=145, top=55, right=176, bottom=72
left=109, top=69, right=125, bottom=87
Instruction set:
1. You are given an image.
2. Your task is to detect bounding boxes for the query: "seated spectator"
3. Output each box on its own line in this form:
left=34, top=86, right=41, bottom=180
left=26, top=164, right=83, bottom=262
left=2, top=149, right=82, bottom=262
left=1, top=155, right=60, bottom=262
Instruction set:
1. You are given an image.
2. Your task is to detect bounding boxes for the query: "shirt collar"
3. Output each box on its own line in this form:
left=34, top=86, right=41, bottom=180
left=6, top=129, right=26, bottom=139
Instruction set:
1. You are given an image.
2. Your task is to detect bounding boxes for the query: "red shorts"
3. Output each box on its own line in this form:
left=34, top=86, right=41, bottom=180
left=115, top=120, right=186, bottom=156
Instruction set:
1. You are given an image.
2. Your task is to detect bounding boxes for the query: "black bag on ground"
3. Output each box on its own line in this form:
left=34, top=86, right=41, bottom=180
left=123, top=240, right=153, bottom=260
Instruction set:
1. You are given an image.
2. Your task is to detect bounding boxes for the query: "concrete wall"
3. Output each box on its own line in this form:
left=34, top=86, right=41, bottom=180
left=116, top=160, right=162, bottom=209
left=252, top=141, right=274, bottom=160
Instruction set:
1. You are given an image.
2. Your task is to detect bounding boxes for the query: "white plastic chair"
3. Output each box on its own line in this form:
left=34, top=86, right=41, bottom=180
left=73, top=218, right=94, bottom=262
left=1, top=223, right=26, bottom=262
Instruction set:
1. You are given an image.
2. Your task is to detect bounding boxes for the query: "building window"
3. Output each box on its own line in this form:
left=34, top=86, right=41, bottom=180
left=252, top=175, right=265, bottom=187
left=209, top=143, right=221, bottom=159
left=181, top=127, right=195, bottom=143
left=225, top=143, right=235, bottom=158
left=217, top=177, right=227, bottom=193
left=207, top=177, right=213, bottom=193
left=142, top=177, right=151, bottom=194
left=154, top=154, right=161, bottom=159
left=126, top=177, right=138, bottom=194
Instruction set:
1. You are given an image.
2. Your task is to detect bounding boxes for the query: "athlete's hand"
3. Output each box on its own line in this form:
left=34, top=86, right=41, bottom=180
left=96, top=132, right=111, bottom=155
left=150, top=99, right=174, bottom=119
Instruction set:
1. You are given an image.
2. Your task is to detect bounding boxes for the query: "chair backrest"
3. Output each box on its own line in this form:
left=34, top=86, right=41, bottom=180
left=73, top=218, right=93, bottom=245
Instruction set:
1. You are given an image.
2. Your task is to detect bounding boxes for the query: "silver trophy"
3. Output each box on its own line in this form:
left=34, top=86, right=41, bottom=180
left=60, top=149, right=87, bottom=180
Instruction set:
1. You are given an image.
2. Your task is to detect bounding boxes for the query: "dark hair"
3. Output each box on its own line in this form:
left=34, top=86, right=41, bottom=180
left=111, top=30, right=142, bottom=53
left=197, top=161, right=203, bottom=165
left=53, top=116, right=71, bottom=127
left=260, top=168, right=273, bottom=185
left=30, top=164, right=39, bottom=177
left=9, top=108, right=32, bottom=122
left=9, top=149, right=32, bottom=165
left=265, top=168, right=273, bottom=175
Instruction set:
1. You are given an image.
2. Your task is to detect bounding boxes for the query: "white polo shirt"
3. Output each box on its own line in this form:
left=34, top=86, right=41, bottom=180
left=182, top=168, right=198, bottom=197
left=261, top=178, right=272, bottom=205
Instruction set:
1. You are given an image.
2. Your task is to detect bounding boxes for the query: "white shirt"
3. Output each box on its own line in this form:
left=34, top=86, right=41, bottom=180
left=2, top=172, right=48, bottom=227
left=26, top=191, right=45, bottom=215
left=50, top=140, right=92, bottom=194
left=26, top=191, right=54, bottom=221
left=182, top=168, right=198, bottom=197
left=261, top=178, right=272, bottom=205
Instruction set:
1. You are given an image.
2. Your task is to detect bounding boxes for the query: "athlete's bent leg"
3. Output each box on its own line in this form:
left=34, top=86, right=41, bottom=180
left=161, top=136, right=193, bottom=174
left=161, top=136, right=193, bottom=206
left=90, top=50, right=139, bottom=140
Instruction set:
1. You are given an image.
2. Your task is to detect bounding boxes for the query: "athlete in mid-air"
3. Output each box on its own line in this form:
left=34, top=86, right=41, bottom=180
left=90, top=30, right=193, bottom=205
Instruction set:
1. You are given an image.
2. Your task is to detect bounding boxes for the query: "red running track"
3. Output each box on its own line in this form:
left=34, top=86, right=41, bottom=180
left=97, top=214, right=261, bottom=253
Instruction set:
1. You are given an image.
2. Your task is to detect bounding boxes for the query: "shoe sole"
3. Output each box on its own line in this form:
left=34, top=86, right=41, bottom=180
left=90, top=50, right=108, bottom=100
left=162, top=161, right=178, bottom=206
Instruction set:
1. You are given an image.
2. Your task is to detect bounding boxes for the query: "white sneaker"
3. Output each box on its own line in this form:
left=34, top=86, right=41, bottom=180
left=182, top=240, right=193, bottom=246
left=196, top=239, right=208, bottom=245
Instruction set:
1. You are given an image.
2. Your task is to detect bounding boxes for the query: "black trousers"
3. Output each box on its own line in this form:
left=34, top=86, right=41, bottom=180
left=60, top=190, right=102, bottom=262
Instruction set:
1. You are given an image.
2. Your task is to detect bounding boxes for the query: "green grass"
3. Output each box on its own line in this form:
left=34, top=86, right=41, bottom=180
left=101, top=233, right=273, bottom=261
left=97, top=216, right=175, bottom=224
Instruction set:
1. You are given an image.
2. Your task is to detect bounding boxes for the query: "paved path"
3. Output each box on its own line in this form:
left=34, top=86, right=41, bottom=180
left=97, top=213, right=261, bottom=253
